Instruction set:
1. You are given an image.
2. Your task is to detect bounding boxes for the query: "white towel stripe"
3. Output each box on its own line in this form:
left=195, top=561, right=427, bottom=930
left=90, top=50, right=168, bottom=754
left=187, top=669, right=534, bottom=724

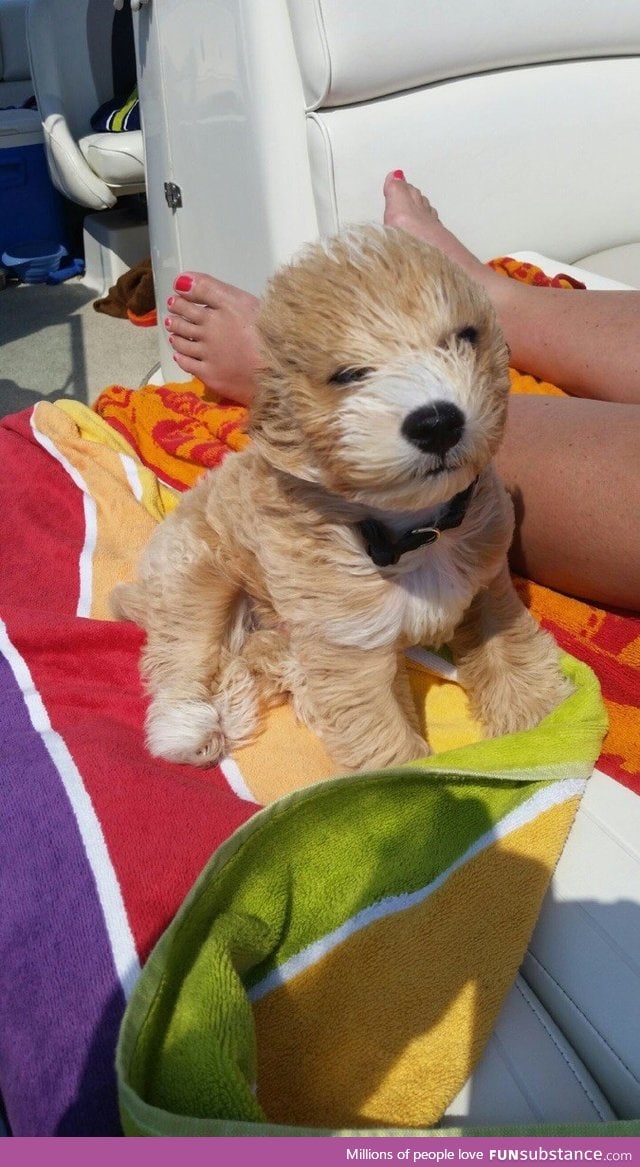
left=248, top=777, right=585, bottom=1002
left=1, top=619, right=141, bottom=1000
left=221, top=756, right=259, bottom=803
left=119, top=452, right=145, bottom=502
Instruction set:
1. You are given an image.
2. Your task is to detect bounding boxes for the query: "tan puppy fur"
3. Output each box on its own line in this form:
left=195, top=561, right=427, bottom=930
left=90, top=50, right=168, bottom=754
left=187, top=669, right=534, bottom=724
left=113, top=225, right=571, bottom=772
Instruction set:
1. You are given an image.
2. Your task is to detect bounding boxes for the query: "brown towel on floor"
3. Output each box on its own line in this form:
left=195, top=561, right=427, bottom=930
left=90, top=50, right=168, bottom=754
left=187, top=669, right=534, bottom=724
left=93, top=255, right=156, bottom=320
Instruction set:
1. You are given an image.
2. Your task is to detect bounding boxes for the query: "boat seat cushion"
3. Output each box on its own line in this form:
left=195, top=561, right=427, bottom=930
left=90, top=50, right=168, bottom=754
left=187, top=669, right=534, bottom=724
left=576, top=243, right=640, bottom=288
left=78, top=129, right=144, bottom=188
left=446, top=974, right=615, bottom=1126
left=0, top=0, right=33, bottom=108
left=286, top=0, right=640, bottom=109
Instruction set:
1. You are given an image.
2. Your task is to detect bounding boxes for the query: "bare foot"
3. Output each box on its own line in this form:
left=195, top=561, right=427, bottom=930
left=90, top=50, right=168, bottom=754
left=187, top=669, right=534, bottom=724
left=164, top=273, right=261, bottom=406
left=382, top=170, right=497, bottom=291
left=165, top=176, right=497, bottom=405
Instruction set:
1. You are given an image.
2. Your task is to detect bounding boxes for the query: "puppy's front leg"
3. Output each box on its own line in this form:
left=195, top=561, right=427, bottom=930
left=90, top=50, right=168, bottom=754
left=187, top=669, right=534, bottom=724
left=113, top=507, right=250, bottom=766
left=291, top=636, right=429, bottom=772
left=450, top=564, right=573, bottom=737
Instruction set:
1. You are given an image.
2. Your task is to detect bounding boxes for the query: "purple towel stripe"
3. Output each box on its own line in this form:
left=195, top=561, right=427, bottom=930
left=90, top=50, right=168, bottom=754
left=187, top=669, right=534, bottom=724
left=0, top=652, right=124, bottom=1135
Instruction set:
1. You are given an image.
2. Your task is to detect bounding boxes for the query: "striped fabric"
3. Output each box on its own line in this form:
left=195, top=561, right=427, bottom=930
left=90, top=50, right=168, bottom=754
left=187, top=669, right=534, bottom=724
left=0, top=404, right=255, bottom=1134
left=0, top=380, right=619, bottom=1135
left=117, top=693, right=603, bottom=1135
left=90, top=88, right=140, bottom=133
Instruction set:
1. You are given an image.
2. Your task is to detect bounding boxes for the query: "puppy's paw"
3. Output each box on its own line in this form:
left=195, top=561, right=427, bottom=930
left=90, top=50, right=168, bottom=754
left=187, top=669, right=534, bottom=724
left=478, top=660, right=573, bottom=738
left=339, top=730, right=431, bottom=773
left=145, top=699, right=227, bottom=766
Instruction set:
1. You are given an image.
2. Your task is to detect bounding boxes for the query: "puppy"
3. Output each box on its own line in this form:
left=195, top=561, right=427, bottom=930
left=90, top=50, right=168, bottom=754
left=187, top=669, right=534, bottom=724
left=113, top=225, right=571, bottom=772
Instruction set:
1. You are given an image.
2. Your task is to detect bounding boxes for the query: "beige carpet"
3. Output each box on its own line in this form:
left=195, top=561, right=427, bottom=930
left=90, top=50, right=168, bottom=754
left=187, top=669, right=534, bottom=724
left=0, top=276, right=160, bottom=418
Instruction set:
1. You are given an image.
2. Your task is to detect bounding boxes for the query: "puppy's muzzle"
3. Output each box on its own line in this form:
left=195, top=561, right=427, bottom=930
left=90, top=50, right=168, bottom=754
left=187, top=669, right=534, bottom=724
left=401, top=401, right=465, bottom=456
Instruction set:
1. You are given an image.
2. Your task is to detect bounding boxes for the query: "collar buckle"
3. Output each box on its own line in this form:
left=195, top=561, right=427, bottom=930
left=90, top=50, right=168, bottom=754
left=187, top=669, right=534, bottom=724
left=357, top=477, right=478, bottom=568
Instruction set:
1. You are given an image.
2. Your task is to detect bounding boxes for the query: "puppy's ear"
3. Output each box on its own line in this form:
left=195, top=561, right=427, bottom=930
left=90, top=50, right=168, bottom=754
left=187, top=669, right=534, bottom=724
left=249, top=365, right=315, bottom=479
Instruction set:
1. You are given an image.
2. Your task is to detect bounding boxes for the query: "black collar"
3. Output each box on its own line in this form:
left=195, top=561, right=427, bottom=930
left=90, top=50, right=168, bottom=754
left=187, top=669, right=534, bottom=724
left=357, top=478, right=478, bottom=567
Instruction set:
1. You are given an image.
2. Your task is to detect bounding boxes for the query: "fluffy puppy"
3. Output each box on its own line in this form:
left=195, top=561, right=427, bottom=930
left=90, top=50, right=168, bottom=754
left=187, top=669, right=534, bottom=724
left=113, top=225, right=571, bottom=772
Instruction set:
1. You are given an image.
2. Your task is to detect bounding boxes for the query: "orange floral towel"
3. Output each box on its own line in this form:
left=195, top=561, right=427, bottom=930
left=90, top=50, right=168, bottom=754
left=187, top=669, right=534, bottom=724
left=516, top=578, right=639, bottom=795
left=489, top=255, right=588, bottom=290
left=93, top=258, right=639, bottom=797
left=94, top=379, right=249, bottom=491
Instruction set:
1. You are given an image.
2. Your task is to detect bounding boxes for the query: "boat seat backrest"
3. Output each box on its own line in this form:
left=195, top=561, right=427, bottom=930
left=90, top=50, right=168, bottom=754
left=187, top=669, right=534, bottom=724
left=285, top=0, right=640, bottom=263
left=0, top=0, right=33, bottom=108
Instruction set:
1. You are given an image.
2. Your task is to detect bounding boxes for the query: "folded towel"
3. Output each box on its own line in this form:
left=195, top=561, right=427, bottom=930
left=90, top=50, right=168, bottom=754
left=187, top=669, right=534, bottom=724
left=94, top=378, right=250, bottom=490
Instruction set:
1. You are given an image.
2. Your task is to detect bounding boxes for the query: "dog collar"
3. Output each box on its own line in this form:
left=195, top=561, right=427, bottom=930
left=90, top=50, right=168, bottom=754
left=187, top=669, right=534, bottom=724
left=357, top=478, right=478, bottom=568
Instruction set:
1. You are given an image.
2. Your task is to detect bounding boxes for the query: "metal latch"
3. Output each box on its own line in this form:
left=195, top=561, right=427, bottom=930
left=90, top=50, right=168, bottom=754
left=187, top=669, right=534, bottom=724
left=164, top=182, right=183, bottom=210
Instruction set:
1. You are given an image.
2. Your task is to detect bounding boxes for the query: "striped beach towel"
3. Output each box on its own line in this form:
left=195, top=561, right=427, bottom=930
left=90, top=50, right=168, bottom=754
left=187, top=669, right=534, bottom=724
left=0, top=395, right=608, bottom=1135
left=1, top=255, right=636, bottom=1135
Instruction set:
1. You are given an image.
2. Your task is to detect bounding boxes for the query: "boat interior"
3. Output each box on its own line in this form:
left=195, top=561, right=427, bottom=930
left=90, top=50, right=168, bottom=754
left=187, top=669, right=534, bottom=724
left=0, top=0, right=639, bottom=1141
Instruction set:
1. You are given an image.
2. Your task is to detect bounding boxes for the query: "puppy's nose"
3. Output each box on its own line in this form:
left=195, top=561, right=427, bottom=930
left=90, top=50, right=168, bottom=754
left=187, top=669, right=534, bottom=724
left=401, top=401, right=465, bottom=456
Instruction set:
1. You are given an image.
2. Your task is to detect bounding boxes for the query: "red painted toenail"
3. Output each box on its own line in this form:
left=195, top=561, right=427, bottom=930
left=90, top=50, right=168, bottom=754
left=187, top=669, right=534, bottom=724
left=166, top=295, right=175, bottom=307
left=392, top=169, right=406, bottom=180
left=174, top=274, right=193, bottom=292
left=164, top=316, right=172, bottom=328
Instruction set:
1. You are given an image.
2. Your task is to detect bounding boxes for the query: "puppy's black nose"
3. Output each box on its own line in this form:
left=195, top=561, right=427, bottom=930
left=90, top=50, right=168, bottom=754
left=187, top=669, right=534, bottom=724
left=401, top=401, right=465, bottom=456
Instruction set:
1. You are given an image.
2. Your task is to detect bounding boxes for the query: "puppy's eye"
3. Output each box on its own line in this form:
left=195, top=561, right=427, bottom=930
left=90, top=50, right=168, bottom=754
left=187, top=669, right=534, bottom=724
left=456, top=325, right=479, bottom=346
left=328, top=366, right=375, bottom=386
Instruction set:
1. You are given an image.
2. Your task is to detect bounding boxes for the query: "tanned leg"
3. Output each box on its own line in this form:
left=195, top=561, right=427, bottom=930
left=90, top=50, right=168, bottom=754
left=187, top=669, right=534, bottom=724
left=496, top=395, right=640, bottom=610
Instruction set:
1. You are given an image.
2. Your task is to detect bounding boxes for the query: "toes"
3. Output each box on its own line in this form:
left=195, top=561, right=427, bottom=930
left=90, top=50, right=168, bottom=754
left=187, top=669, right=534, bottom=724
left=166, top=296, right=208, bottom=326
left=165, top=306, right=206, bottom=339
left=168, top=332, right=204, bottom=362
left=172, top=351, right=203, bottom=378
left=172, top=271, right=234, bottom=309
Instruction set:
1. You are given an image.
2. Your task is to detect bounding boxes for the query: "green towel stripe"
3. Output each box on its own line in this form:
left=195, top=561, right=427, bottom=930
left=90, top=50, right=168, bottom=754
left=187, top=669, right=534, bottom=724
left=412, top=654, right=606, bottom=779
left=248, top=777, right=585, bottom=1004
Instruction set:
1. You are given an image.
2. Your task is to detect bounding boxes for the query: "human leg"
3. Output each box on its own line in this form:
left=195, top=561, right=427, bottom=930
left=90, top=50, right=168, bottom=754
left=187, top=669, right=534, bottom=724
left=496, top=394, right=640, bottom=610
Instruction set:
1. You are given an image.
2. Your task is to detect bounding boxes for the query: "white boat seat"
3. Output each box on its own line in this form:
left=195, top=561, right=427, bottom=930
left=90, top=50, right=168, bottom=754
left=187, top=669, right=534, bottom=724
left=78, top=129, right=144, bottom=187
left=575, top=244, right=640, bottom=288
left=27, top=0, right=145, bottom=211
left=445, top=974, right=616, bottom=1127
left=0, top=0, right=33, bottom=108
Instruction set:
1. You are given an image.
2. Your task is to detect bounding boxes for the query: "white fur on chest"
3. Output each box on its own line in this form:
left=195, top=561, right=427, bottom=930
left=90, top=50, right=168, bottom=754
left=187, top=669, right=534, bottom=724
left=326, top=539, right=476, bottom=651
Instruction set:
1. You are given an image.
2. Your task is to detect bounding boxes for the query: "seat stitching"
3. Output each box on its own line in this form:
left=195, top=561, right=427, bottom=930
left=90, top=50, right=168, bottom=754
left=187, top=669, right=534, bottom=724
left=514, top=978, right=611, bottom=1120
left=525, top=950, right=638, bottom=1084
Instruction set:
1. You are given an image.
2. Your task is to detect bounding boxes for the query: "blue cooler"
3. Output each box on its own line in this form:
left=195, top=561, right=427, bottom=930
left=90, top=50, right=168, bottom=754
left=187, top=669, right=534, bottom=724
left=0, top=108, right=66, bottom=256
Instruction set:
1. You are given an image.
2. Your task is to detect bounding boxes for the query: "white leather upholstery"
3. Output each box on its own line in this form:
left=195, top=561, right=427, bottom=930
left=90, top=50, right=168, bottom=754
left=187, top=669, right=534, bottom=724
left=577, top=244, right=640, bottom=288
left=523, top=771, right=640, bottom=1119
left=0, top=0, right=33, bottom=107
left=287, top=0, right=640, bottom=109
left=0, top=106, right=42, bottom=147
left=306, top=57, right=640, bottom=264
left=445, top=975, right=615, bottom=1126
left=79, top=130, right=145, bottom=186
left=27, top=0, right=145, bottom=211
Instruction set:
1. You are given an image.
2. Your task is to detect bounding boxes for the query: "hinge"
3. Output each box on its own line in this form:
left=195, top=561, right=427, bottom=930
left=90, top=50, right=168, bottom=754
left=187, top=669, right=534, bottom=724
left=164, top=182, right=183, bottom=210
